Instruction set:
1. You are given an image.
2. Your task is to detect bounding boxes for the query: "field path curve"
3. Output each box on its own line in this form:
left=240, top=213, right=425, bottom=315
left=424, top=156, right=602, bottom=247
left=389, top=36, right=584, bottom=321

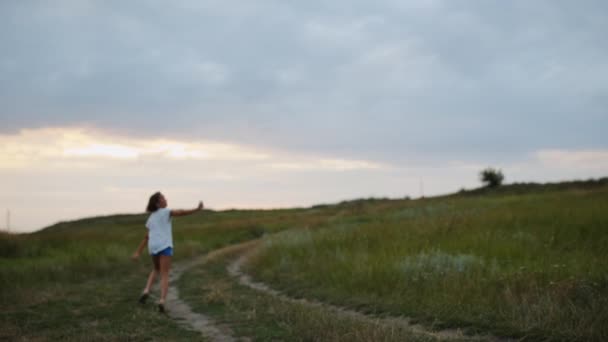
left=167, top=241, right=257, bottom=342
left=227, top=240, right=514, bottom=342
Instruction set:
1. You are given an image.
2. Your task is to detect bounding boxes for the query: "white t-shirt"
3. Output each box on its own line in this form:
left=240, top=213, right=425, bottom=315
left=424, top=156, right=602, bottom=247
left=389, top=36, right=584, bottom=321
left=145, top=208, right=173, bottom=255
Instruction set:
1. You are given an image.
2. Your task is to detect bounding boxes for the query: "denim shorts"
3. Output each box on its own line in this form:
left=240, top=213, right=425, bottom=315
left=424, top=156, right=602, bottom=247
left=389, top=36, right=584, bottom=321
left=152, top=246, right=173, bottom=257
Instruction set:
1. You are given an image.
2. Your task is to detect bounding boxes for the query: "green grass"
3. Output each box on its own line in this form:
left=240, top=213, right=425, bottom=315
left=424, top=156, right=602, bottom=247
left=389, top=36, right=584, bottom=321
left=0, top=206, right=341, bottom=340
left=249, top=184, right=608, bottom=341
left=1, top=268, right=204, bottom=341
left=178, top=244, right=433, bottom=342
left=2, top=179, right=606, bottom=340
left=0, top=215, right=203, bottom=340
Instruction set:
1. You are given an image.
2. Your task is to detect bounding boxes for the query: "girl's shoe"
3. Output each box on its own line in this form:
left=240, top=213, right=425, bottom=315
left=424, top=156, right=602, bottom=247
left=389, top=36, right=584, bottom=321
left=158, top=303, right=166, bottom=313
left=138, top=293, right=149, bottom=304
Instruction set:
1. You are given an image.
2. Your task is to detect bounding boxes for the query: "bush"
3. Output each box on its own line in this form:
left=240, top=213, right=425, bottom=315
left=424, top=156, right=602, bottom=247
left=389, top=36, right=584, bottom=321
left=480, top=167, right=504, bottom=188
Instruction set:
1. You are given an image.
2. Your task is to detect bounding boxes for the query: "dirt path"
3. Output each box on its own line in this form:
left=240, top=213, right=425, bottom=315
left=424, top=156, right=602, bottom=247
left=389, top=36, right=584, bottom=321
left=227, top=241, right=513, bottom=342
left=167, top=239, right=512, bottom=341
left=165, top=242, right=257, bottom=342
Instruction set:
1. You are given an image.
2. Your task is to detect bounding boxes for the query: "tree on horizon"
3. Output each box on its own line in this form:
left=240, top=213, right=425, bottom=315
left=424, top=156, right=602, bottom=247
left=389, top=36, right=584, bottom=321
left=480, top=167, right=504, bottom=188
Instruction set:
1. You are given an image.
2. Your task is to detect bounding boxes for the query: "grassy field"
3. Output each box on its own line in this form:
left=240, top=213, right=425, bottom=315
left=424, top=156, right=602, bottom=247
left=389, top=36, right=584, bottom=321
left=1, top=179, right=606, bottom=340
left=249, top=181, right=608, bottom=341
left=0, top=203, right=354, bottom=340
left=178, top=243, right=432, bottom=342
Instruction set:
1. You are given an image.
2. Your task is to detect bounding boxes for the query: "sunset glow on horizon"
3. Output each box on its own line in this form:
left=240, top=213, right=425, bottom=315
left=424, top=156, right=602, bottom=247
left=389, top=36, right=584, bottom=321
left=1, top=126, right=606, bottom=232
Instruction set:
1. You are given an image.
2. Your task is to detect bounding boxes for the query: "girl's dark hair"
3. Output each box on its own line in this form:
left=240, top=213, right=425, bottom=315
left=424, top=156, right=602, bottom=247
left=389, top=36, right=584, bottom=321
left=146, top=192, right=163, bottom=212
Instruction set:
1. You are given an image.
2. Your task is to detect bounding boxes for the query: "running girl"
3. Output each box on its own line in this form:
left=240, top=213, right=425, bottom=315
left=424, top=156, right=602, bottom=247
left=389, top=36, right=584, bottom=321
left=132, top=191, right=203, bottom=312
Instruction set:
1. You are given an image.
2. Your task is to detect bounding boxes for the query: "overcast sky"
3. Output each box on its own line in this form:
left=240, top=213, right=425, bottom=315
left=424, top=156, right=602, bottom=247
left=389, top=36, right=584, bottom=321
left=1, top=0, right=607, bottom=232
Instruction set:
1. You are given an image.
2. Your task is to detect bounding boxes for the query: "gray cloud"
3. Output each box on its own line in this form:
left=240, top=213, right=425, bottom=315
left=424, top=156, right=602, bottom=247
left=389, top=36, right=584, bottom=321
left=1, top=0, right=607, bottom=164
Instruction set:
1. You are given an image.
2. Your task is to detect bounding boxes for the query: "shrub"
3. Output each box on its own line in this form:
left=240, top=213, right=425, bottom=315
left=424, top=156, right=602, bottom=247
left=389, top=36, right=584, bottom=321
left=480, top=167, right=504, bottom=188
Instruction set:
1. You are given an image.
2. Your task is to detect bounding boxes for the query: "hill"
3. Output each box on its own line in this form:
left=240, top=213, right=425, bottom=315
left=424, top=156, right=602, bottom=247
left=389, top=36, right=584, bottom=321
left=1, top=177, right=607, bottom=340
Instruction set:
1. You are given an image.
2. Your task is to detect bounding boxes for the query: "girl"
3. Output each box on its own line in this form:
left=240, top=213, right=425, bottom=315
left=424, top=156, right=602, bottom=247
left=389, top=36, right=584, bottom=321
left=132, top=191, right=203, bottom=312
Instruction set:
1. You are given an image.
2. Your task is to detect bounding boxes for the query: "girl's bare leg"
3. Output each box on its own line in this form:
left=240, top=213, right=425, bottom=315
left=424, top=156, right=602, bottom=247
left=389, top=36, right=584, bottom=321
left=143, top=269, right=157, bottom=294
left=159, top=255, right=172, bottom=304
left=143, top=255, right=161, bottom=294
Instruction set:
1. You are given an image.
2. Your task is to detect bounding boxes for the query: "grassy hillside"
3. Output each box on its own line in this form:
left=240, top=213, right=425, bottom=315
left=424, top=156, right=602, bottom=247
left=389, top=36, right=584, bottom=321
left=249, top=180, right=608, bottom=340
left=0, top=208, right=332, bottom=340
left=1, top=178, right=606, bottom=340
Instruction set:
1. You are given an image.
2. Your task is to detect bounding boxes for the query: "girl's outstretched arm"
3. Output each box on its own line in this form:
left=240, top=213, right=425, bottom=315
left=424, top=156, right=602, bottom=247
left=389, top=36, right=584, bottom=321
left=131, top=233, right=148, bottom=260
left=171, top=201, right=204, bottom=217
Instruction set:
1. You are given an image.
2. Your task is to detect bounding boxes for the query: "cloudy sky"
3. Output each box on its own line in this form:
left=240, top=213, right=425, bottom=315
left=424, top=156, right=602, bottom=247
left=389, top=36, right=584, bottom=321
left=1, top=0, right=607, bottom=232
